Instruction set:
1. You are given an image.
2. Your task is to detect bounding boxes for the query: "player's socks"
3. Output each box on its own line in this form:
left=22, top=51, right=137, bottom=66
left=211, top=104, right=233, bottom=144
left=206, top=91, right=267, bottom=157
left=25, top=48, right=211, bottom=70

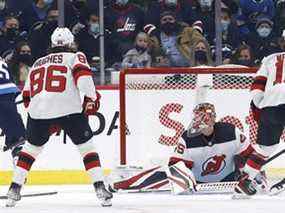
left=6, top=182, right=22, bottom=207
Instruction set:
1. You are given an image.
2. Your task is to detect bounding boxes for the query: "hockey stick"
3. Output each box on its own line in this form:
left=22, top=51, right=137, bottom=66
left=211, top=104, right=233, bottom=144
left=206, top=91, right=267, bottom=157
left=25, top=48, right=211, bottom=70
left=15, top=100, right=23, bottom=105
left=194, top=149, right=285, bottom=193
left=0, top=191, right=58, bottom=199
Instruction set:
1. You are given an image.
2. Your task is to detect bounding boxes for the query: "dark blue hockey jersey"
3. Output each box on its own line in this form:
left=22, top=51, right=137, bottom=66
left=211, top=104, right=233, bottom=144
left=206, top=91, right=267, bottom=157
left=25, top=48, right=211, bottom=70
left=0, top=58, right=19, bottom=95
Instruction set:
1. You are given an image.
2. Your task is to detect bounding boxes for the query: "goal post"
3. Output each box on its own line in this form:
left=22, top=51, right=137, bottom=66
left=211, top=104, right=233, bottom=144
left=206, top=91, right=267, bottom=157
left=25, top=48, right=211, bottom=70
left=119, top=67, right=258, bottom=167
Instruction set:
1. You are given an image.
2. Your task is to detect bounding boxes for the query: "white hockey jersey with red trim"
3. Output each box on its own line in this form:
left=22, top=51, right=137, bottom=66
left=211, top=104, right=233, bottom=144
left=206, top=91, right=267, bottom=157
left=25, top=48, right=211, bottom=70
left=169, top=122, right=251, bottom=183
left=23, top=51, right=96, bottom=119
left=251, top=52, right=285, bottom=108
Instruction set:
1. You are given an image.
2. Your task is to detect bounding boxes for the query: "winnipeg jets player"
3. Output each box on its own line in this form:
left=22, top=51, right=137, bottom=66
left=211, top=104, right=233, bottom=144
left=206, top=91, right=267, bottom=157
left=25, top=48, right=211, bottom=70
left=6, top=27, right=112, bottom=207
left=0, top=57, right=25, bottom=162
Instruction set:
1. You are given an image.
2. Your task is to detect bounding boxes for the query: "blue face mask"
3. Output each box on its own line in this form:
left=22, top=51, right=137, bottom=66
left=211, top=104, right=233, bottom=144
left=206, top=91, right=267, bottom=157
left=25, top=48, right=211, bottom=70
left=165, top=0, right=177, bottom=6
left=221, top=20, right=230, bottom=31
left=43, top=0, right=54, bottom=5
left=90, top=23, right=99, bottom=34
left=257, top=27, right=271, bottom=38
left=116, top=0, right=129, bottom=6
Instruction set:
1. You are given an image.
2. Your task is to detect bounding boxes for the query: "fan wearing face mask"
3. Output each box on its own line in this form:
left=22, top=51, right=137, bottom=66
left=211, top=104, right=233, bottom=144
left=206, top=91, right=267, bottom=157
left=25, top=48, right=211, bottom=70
left=220, top=7, right=241, bottom=49
left=193, top=0, right=215, bottom=45
left=236, top=0, right=275, bottom=39
left=144, top=0, right=197, bottom=36
left=75, top=10, right=114, bottom=66
left=247, top=16, right=279, bottom=63
left=104, top=0, right=145, bottom=64
left=19, top=0, right=56, bottom=32
left=0, top=15, right=26, bottom=56
left=190, top=38, right=213, bottom=67
left=8, top=41, right=33, bottom=88
left=122, top=32, right=152, bottom=68
left=149, top=10, right=204, bottom=67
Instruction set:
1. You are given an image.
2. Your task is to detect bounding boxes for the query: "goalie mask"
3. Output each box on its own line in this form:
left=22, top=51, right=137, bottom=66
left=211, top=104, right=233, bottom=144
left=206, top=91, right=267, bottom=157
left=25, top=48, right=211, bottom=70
left=187, top=103, right=216, bottom=136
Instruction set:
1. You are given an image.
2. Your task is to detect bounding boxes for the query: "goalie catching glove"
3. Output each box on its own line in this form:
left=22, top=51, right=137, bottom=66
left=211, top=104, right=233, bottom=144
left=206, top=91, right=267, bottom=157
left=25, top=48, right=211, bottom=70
left=82, top=91, right=101, bottom=115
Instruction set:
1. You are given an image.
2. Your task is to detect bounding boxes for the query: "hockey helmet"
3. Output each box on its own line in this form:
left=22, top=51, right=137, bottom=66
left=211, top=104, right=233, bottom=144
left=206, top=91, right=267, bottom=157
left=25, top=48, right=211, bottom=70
left=51, top=27, right=74, bottom=48
left=188, top=102, right=216, bottom=136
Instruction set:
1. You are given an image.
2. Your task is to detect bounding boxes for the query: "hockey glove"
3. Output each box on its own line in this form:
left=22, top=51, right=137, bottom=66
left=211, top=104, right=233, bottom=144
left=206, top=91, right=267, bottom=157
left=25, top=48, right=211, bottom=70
left=22, top=90, right=31, bottom=108
left=250, top=100, right=261, bottom=122
left=83, top=91, right=101, bottom=116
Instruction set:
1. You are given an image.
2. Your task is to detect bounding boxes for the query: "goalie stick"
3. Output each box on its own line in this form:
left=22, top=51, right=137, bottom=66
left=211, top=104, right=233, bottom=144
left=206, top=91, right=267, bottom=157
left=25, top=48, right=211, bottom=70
left=0, top=191, right=58, bottom=199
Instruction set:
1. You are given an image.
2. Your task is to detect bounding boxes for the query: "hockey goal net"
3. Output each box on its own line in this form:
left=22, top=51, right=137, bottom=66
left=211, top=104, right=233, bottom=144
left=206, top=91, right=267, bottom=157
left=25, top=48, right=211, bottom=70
left=119, top=67, right=284, bottom=176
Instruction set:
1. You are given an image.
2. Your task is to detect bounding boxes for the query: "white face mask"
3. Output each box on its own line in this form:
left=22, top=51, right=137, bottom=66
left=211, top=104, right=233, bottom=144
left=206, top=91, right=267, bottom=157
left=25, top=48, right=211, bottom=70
left=257, top=27, right=271, bottom=38
left=90, top=22, right=99, bottom=34
left=221, top=20, right=230, bottom=31
left=0, top=0, right=5, bottom=10
left=116, top=0, right=129, bottom=5
left=199, top=0, right=213, bottom=8
left=43, top=0, right=54, bottom=5
left=165, top=0, right=177, bottom=6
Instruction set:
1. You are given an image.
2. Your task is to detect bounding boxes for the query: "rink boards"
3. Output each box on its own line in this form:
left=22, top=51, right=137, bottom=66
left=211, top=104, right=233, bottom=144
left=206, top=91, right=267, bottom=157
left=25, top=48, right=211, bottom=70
left=1, top=88, right=285, bottom=185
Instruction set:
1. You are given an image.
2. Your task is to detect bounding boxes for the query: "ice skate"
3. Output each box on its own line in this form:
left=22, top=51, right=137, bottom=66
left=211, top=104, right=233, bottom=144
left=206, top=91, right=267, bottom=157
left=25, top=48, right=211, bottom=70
left=6, top=182, right=22, bottom=207
left=94, top=181, right=113, bottom=207
left=270, top=178, right=285, bottom=196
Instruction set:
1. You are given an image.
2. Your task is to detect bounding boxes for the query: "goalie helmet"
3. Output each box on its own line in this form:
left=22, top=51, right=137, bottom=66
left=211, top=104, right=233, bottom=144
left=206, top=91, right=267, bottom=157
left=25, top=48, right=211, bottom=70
left=188, top=102, right=216, bottom=136
left=51, top=27, right=74, bottom=48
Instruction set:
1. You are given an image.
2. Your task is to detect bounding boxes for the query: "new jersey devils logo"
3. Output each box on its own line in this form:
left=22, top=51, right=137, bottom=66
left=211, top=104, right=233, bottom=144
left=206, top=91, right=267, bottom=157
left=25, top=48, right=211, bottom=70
left=201, top=155, right=226, bottom=176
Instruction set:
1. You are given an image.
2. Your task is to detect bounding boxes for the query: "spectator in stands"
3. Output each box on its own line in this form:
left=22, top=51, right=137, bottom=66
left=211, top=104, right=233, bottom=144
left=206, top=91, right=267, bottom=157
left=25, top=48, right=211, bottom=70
left=104, top=0, right=145, bottom=64
left=0, top=15, right=26, bottom=56
left=190, top=38, right=213, bottom=67
left=247, top=16, right=279, bottom=63
left=194, top=0, right=215, bottom=45
left=122, top=32, right=152, bottom=69
left=220, top=7, right=241, bottom=49
left=19, top=0, right=55, bottom=32
left=75, top=9, right=113, bottom=66
left=70, top=0, right=90, bottom=34
left=277, top=32, right=285, bottom=52
left=231, top=43, right=256, bottom=67
left=275, top=0, right=285, bottom=36
left=5, top=0, right=33, bottom=14
left=0, top=0, right=7, bottom=28
left=150, top=10, right=204, bottom=67
left=237, top=0, right=275, bottom=39
left=221, top=0, right=239, bottom=15
left=144, top=0, right=197, bottom=35
left=8, top=41, right=33, bottom=88
left=28, top=6, right=59, bottom=58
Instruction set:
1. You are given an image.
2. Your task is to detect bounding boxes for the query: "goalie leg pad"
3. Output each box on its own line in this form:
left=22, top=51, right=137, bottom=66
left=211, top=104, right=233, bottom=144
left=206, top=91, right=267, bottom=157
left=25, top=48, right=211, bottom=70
left=111, top=166, right=169, bottom=192
left=166, top=161, right=197, bottom=195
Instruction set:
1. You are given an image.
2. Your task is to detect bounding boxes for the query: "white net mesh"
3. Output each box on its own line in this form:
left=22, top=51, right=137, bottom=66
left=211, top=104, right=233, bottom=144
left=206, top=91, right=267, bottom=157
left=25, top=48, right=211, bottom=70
left=120, top=68, right=260, bottom=167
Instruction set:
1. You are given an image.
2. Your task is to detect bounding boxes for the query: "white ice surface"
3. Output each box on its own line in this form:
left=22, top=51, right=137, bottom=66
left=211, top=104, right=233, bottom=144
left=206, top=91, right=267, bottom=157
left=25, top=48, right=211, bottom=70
left=0, top=185, right=285, bottom=213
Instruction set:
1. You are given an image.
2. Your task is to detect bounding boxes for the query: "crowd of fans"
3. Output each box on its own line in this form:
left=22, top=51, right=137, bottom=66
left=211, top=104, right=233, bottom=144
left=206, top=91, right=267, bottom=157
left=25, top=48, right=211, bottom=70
left=1, top=0, right=285, bottom=84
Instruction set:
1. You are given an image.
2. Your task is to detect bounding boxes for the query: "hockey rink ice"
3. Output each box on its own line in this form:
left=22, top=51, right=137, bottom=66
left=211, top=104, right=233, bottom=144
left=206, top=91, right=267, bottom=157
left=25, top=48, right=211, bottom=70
left=0, top=184, right=284, bottom=213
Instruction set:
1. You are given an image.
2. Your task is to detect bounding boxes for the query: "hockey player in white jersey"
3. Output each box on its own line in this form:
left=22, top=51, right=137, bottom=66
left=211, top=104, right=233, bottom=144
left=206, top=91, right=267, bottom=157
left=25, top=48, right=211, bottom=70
left=235, top=50, right=285, bottom=196
left=168, top=103, right=263, bottom=183
left=6, top=27, right=112, bottom=207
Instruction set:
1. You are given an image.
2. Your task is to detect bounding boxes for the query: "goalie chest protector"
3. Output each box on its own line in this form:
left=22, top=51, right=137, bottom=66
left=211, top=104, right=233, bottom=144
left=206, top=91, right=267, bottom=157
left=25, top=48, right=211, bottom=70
left=181, top=122, right=239, bottom=182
